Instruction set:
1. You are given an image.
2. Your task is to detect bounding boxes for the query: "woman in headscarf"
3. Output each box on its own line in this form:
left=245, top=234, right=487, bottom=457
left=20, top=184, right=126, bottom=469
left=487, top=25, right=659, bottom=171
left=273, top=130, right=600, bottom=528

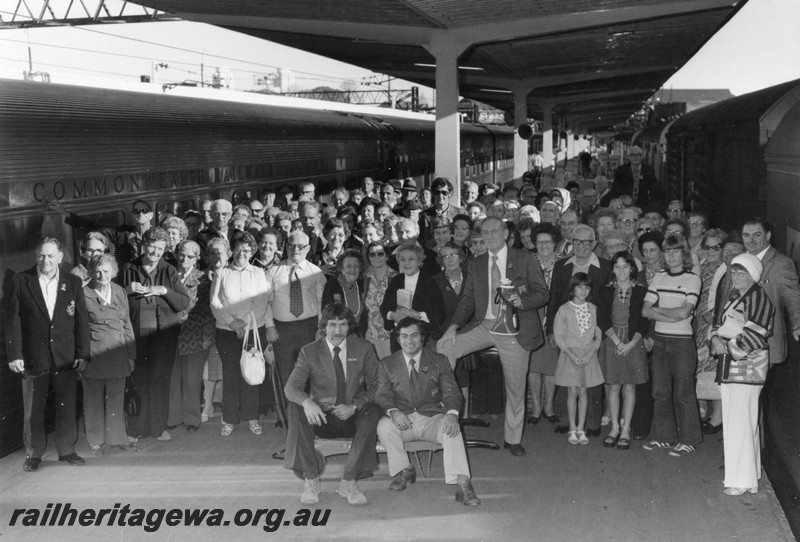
left=710, top=254, right=774, bottom=496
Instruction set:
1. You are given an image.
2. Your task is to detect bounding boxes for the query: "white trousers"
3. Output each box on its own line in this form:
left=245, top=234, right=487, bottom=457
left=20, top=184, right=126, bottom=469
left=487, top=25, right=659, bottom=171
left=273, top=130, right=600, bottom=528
left=721, top=383, right=763, bottom=489
left=439, top=321, right=529, bottom=443
left=377, top=412, right=470, bottom=484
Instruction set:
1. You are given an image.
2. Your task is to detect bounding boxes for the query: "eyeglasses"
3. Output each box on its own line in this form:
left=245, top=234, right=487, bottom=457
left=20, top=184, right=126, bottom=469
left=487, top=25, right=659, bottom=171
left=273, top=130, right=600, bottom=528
left=433, top=190, right=449, bottom=196
left=572, top=239, right=593, bottom=247
left=731, top=269, right=751, bottom=278
left=368, top=251, right=386, bottom=257
left=688, top=221, right=705, bottom=227
left=665, top=229, right=682, bottom=236
left=179, top=253, right=198, bottom=259
left=618, top=218, right=636, bottom=224
left=703, top=244, right=722, bottom=251
left=637, top=227, right=654, bottom=233
left=132, top=208, right=151, bottom=215
left=287, top=243, right=309, bottom=251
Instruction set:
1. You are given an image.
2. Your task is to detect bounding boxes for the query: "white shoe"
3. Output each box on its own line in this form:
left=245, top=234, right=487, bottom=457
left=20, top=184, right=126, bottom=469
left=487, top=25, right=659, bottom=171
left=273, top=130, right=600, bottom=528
left=338, top=479, right=368, bottom=506
left=300, top=477, right=321, bottom=505
left=156, top=430, right=172, bottom=442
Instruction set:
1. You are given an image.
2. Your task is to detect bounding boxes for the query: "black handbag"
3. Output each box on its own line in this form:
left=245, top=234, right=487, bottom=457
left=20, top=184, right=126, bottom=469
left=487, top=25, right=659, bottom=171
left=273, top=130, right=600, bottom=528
left=124, top=376, right=141, bottom=417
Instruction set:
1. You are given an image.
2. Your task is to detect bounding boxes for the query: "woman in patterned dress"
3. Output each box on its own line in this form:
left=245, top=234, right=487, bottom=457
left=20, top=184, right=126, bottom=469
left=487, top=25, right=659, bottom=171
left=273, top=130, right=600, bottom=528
left=363, top=240, right=397, bottom=359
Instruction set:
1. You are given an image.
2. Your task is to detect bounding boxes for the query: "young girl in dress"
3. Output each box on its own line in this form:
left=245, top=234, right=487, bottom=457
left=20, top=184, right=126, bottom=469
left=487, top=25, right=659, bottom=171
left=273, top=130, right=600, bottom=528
left=554, top=273, right=605, bottom=445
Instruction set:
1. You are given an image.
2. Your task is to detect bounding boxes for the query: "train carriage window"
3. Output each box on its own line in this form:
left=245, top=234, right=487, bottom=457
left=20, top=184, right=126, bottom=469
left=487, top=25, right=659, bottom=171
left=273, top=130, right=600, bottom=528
left=157, top=200, right=196, bottom=224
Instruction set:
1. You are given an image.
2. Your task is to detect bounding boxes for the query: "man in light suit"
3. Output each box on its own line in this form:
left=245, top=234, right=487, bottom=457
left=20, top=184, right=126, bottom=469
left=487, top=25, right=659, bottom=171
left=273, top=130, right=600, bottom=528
left=5, top=237, right=90, bottom=471
left=742, top=218, right=800, bottom=365
left=283, top=303, right=381, bottom=506
left=438, top=216, right=550, bottom=456
left=377, top=318, right=480, bottom=506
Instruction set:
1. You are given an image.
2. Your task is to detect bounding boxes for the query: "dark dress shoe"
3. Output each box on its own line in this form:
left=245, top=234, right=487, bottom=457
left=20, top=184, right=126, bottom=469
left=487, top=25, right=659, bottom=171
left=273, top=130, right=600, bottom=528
left=389, top=466, right=416, bottom=491
left=186, top=425, right=199, bottom=432
left=455, top=479, right=481, bottom=506
left=58, top=453, right=86, bottom=466
left=23, top=457, right=41, bottom=471
left=555, top=425, right=570, bottom=434
left=586, top=428, right=602, bottom=437
left=166, top=424, right=179, bottom=430
left=703, top=422, right=723, bottom=435
left=545, top=414, right=559, bottom=424
left=527, top=414, right=541, bottom=425
left=503, top=442, right=526, bottom=456
left=272, top=449, right=286, bottom=460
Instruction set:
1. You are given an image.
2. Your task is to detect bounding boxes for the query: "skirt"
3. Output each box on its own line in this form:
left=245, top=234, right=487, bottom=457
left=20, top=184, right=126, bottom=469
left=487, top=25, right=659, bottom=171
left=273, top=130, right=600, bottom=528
left=598, top=325, right=648, bottom=385
left=554, top=352, right=604, bottom=388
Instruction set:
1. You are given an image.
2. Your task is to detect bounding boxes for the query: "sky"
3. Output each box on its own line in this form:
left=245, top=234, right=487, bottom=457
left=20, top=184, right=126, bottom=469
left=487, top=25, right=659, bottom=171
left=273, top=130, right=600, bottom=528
left=0, top=0, right=798, bottom=101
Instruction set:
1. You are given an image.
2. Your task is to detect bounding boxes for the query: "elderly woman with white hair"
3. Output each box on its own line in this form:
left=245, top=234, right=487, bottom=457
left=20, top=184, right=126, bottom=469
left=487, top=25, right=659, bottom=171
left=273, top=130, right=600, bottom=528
left=710, top=253, right=774, bottom=496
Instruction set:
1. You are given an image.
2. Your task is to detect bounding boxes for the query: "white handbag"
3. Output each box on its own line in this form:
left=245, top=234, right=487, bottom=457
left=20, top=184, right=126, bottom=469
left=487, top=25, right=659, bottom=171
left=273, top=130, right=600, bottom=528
left=240, top=313, right=266, bottom=386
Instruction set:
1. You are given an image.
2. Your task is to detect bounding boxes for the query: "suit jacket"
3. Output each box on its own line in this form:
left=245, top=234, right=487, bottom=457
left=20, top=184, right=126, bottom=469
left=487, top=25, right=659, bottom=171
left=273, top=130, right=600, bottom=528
left=376, top=348, right=461, bottom=416
left=602, top=162, right=658, bottom=209
left=758, top=247, right=800, bottom=364
left=434, top=270, right=467, bottom=330
left=82, top=283, right=136, bottom=380
left=596, top=282, right=650, bottom=340
left=284, top=336, right=379, bottom=411
left=546, top=256, right=611, bottom=336
left=4, top=266, right=90, bottom=376
left=380, top=271, right=445, bottom=341
left=451, top=247, right=549, bottom=351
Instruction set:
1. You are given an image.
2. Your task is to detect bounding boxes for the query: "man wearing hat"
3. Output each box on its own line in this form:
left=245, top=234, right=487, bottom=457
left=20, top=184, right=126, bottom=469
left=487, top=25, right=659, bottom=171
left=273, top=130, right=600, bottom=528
left=600, top=146, right=657, bottom=209
left=741, top=218, right=800, bottom=365
left=401, top=178, right=419, bottom=206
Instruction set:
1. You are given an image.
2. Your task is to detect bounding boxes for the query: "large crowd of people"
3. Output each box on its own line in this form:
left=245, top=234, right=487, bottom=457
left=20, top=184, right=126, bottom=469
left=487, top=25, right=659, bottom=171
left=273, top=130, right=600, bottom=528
left=6, top=145, right=800, bottom=506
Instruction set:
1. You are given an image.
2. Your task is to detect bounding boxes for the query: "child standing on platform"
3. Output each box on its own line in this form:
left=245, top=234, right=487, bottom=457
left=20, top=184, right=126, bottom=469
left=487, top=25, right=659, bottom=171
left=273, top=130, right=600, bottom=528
left=554, top=273, right=605, bottom=445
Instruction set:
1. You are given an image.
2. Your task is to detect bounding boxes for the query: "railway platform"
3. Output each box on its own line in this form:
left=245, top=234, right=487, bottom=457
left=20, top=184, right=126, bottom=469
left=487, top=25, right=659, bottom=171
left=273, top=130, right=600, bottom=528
left=0, top=409, right=793, bottom=542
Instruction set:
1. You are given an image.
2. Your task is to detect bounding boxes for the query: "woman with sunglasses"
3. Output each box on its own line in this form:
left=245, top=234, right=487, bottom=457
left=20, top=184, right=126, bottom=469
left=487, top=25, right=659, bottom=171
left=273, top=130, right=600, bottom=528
left=363, top=241, right=397, bottom=359
left=694, top=228, right=728, bottom=433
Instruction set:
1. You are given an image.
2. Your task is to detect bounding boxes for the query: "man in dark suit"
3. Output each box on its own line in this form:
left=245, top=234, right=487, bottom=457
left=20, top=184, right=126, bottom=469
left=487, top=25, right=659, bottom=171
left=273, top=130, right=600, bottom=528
left=438, top=216, right=550, bottom=456
left=5, top=237, right=90, bottom=471
left=376, top=318, right=480, bottom=506
left=283, top=303, right=381, bottom=506
left=547, top=224, right=611, bottom=436
left=600, top=146, right=658, bottom=209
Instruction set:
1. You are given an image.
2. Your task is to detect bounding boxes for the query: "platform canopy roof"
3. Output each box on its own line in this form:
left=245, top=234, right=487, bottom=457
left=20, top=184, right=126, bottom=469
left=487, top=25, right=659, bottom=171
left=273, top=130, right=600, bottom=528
left=137, top=0, right=747, bottom=132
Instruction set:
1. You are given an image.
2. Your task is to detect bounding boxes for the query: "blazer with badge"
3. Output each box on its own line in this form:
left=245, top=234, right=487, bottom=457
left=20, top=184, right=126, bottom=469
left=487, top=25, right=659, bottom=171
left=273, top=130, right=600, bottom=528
left=376, top=349, right=461, bottom=417
left=450, top=248, right=550, bottom=351
left=4, top=266, right=90, bottom=376
left=284, top=336, right=379, bottom=411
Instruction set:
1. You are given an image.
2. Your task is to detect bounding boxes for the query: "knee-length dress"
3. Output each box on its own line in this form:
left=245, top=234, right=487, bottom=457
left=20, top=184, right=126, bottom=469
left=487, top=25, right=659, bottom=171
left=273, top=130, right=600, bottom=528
left=553, top=301, right=604, bottom=387
left=597, top=282, right=649, bottom=385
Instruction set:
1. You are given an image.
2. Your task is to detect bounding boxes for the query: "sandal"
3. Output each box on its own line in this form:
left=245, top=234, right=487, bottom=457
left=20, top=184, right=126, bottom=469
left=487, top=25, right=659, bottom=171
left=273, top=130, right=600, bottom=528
left=603, top=432, right=620, bottom=448
left=567, top=431, right=579, bottom=445
left=577, top=431, right=589, bottom=445
left=249, top=422, right=263, bottom=436
left=221, top=423, right=234, bottom=437
left=616, top=437, right=631, bottom=450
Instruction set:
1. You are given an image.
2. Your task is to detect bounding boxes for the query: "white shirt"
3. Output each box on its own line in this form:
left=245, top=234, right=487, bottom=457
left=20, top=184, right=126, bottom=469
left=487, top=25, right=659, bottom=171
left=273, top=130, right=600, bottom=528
left=211, top=263, right=273, bottom=330
left=37, top=268, right=60, bottom=320
left=268, top=259, right=326, bottom=322
left=326, top=338, right=347, bottom=379
left=485, top=245, right=508, bottom=319
left=755, top=246, right=770, bottom=261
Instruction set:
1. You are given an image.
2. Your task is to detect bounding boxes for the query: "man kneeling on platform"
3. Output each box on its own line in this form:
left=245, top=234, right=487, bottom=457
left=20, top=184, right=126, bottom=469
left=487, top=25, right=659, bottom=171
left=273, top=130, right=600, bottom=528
left=284, top=303, right=382, bottom=506
left=376, top=318, right=480, bottom=506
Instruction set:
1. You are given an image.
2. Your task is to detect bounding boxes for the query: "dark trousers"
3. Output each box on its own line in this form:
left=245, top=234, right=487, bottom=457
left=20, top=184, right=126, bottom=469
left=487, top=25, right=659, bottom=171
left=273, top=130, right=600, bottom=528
left=650, top=335, right=702, bottom=446
left=28, top=366, right=78, bottom=458
left=469, top=350, right=504, bottom=416
left=273, top=318, right=318, bottom=384
left=554, top=384, right=603, bottom=431
left=631, top=354, right=654, bottom=438
left=284, top=402, right=381, bottom=480
left=216, top=327, right=265, bottom=425
left=127, top=328, right=179, bottom=438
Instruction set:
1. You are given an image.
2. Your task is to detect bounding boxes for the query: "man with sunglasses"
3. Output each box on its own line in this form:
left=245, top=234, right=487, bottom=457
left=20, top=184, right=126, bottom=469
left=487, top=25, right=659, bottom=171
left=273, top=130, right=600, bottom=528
left=600, top=145, right=658, bottom=209
left=422, top=178, right=464, bottom=246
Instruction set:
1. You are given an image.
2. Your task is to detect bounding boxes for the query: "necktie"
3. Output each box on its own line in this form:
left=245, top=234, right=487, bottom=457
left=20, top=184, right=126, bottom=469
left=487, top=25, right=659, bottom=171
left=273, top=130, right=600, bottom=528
left=333, top=346, right=346, bottom=405
left=409, top=358, right=420, bottom=406
left=632, top=166, right=641, bottom=202
left=491, top=254, right=501, bottom=316
left=289, top=265, right=304, bottom=318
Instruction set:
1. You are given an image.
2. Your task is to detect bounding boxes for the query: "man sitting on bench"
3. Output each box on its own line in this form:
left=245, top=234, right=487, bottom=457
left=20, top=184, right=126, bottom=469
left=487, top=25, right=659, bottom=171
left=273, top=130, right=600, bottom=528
left=376, top=318, right=480, bottom=506
left=284, top=303, right=381, bottom=506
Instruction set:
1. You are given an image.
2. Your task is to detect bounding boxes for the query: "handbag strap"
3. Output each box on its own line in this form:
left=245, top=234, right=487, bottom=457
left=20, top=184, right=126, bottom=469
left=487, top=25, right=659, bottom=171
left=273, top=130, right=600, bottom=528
left=249, top=312, right=262, bottom=352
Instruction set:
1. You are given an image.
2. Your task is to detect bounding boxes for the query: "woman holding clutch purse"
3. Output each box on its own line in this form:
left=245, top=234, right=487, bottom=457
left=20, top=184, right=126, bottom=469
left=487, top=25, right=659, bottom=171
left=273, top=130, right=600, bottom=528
left=710, top=253, right=774, bottom=496
left=380, top=241, right=444, bottom=353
